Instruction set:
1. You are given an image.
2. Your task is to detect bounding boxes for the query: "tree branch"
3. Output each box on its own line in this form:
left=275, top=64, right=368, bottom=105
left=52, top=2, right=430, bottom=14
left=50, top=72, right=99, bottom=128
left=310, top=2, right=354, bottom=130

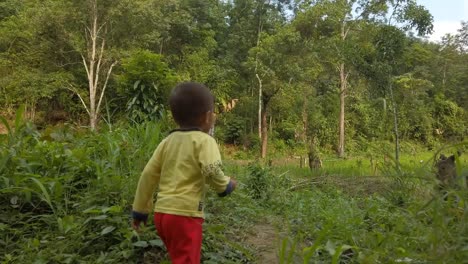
left=67, top=86, right=90, bottom=116
left=96, top=61, right=118, bottom=115
left=94, top=38, right=105, bottom=91
left=81, top=54, right=90, bottom=78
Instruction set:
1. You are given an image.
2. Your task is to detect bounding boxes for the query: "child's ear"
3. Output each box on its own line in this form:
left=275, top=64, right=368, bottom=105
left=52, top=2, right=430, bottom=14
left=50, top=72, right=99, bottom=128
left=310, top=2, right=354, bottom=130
left=204, top=111, right=212, bottom=124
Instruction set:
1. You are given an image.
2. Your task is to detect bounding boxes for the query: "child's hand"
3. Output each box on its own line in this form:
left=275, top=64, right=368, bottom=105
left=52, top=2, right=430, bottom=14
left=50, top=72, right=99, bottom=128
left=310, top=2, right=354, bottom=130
left=231, top=178, right=238, bottom=191
left=131, top=211, right=148, bottom=231
left=132, top=219, right=146, bottom=231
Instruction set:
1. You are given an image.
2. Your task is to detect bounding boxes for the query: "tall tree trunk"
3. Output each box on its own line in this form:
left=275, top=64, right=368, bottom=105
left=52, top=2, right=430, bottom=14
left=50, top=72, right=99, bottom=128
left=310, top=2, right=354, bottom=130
left=87, top=1, right=98, bottom=130
left=257, top=74, right=262, bottom=139
left=261, top=108, right=268, bottom=159
left=254, top=0, right=268, bottom=140
left=301, top=87, right=309, bottom=143
left=442, top=60, right=447, bottom=90
left=337, top=20, right=350, bottom=158
left=338, top=63, right=347, bottom=157
left=388, top=80, right=400, bottom=170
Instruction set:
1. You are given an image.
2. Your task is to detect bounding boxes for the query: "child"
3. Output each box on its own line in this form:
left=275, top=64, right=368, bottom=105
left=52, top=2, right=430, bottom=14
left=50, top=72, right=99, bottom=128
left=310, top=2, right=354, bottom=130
left=131, top=82, right=237, bottom=264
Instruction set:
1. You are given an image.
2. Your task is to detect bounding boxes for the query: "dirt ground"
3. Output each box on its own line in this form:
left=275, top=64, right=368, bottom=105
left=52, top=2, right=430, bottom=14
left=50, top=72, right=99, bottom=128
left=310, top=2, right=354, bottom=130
left=245, top=221, right=279, bottom=264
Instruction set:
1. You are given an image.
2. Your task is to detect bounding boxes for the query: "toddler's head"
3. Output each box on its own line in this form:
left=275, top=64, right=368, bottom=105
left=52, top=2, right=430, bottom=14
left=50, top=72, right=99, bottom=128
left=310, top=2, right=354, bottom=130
left=169, top=82, right=215, bottom=133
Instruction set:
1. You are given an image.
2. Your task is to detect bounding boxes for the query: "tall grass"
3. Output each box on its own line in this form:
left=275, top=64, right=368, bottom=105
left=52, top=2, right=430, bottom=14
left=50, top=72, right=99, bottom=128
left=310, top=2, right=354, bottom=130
left=1, top=107, right=466, bottom=263
left=0, top=112, right=254, bottom=263
left=272, top=143, right=468, bottom=263
left=0, top=111, right=167, bottom=262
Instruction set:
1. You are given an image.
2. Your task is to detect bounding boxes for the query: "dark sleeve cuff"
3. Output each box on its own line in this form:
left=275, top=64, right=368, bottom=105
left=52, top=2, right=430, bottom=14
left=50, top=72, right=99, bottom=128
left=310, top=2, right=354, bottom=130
left=218, top=180, right=234, bottom=197
left=132, top=211, right=148, bottom=222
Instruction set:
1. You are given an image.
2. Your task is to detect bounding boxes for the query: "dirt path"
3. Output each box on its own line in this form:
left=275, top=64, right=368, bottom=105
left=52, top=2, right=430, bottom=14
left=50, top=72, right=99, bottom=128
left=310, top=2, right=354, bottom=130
left=245, top=221, right=279, bottom=264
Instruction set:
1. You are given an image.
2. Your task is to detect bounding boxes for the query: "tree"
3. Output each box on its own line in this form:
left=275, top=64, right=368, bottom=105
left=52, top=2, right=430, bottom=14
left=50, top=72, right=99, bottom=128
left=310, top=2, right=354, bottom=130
left=295, top=0, right=432, bottom=157
left=248, top=26, right=302, bottom=158
left=74, top=0, right=117, bottom=131
left=0, top=0, right=75, bottom=118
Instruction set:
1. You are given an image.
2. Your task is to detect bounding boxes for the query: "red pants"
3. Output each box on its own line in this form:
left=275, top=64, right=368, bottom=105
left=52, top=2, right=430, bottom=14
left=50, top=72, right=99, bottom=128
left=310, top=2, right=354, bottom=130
left=154, top=213, right=204, bottom=264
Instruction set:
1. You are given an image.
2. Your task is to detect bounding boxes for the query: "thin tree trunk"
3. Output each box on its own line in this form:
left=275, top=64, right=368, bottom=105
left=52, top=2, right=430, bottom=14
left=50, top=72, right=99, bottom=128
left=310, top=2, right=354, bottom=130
left=338, top=63, right=347, bottom=157
left=269, top=115, right=272, bottom=133
left=337, top=19, right=350, bottom=158
left=301, top=88, right=309, bottom=143
left=389, top=80, right=400, bottom=170
left=254, top=0, right=268, bottom=140
left=442, top=60, right=447, bottom=90
left=261, top=108, right=268, bottom=159
left=257, top=74, right=262, bottom=139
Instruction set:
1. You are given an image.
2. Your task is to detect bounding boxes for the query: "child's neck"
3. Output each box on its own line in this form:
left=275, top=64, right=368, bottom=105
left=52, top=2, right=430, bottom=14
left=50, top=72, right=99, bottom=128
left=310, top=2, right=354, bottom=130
left=177, top=126, right=209, bottom=133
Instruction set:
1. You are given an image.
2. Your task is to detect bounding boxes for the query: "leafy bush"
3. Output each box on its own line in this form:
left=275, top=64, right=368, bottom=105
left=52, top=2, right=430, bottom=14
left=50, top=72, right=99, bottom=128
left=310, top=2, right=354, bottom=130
left=117, top=50, right=177, bottom=122
left=0, top=110, right=167, bottom=262
left=224, top=118, right=244, bottom=145
left=244, top=163, right=271, bottom=201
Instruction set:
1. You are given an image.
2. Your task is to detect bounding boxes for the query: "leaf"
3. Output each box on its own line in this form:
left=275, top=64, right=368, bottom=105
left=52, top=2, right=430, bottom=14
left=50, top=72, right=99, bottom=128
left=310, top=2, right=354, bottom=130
left=84, top=215, right=108, bottom=224
left=29, top=177, right=54, bottom=212
left=325, top=240, right=336, bottom=256
left=0, top=223, right=8, bottom=231
left=133, top=80, right=141, bottom=90
left=133, top=241, right=149, bottom=248
left=101, top=226, right=116, bottom=235
left=332, top=244, right=354, bottom=264
left=149, top=239, right=164, bottom=247
left=15, top=104, right=26, bottom=130
left=102, top=205, right=122, bottom=213
left=83, top=207, right=101, bottom=214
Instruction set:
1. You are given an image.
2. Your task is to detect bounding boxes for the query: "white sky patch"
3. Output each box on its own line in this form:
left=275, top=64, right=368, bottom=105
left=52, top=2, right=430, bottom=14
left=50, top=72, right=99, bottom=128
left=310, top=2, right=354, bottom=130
left=415, top=0, right=467, bottom=42
left=465, top=0, right=468, bottom=18
left=429, top=21, right=463, bottom=42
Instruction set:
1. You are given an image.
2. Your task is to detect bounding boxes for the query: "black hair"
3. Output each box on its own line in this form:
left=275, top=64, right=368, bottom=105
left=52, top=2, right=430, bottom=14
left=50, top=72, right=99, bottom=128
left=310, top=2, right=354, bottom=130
left=169, top=82, right=214, bottom=127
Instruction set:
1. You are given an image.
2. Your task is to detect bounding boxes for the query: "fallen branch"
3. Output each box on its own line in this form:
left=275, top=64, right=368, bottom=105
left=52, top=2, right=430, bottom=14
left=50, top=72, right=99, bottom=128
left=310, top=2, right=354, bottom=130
left=288, top=179, right=323, bottom=191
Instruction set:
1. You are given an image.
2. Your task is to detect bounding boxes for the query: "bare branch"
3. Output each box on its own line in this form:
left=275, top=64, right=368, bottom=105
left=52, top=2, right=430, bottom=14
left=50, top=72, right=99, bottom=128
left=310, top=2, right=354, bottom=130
left=67, top=87, right=90, bottom=116
left=81, top=54, right=90, bottom=78
left=344, top=26, right=351, bottom=40
left=85, top=26, right=92, bottom=37
left=255, top=73, right=262, bottom=86
left=94, top=38, right=105, bottom=91
left=97, top=21, right=107, bottom=35
left=345, top=71, right=350, bottom=82
left=96, top=61, right=118, bottom=115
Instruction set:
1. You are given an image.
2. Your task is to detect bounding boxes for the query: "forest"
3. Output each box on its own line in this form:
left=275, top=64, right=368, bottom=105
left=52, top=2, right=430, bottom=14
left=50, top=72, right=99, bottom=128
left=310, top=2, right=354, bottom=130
left=1, top=0, right=467, bottom=263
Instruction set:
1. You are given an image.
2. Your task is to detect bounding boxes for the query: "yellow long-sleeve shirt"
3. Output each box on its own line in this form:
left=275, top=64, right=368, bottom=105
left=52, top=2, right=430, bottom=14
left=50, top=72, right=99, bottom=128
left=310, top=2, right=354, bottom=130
left=132, top=130, right=231, bottom=219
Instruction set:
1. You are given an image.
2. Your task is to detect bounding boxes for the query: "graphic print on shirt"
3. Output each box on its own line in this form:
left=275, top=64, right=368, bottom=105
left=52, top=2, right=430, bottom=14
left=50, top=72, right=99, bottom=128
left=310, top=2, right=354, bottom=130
left=201, top=160, right=223, bottom=180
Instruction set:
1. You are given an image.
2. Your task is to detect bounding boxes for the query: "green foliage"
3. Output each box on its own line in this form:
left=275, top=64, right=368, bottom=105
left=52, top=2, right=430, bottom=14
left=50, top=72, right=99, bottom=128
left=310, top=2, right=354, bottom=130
left=2, top=1, right=468, bottom=262
left=276, top=163, right=468, bottom=263
left=245, top=163, right=272, bottom=201
left=0, top=107, right=256, bottom=263
left=2, top=103, right=468, bottom=263
left=117, top=50, right=177, bottom=122
left=0, top=109, right=167, bottom=262
left=0, top=0, right=466, bottom=153
left=223, top=117, right=245, bottom=145
left=433, top=95, right=467, bottom=139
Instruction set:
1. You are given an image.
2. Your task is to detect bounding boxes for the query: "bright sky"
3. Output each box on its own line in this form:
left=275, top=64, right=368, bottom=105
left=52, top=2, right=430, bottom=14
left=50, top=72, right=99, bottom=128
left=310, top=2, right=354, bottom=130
left=417, top=0, right=467, bottom=42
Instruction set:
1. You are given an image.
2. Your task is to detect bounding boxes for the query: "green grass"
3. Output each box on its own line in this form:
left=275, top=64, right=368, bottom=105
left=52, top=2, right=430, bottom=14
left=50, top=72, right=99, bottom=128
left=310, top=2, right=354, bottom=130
left=1, top=116, right=467, bottom=263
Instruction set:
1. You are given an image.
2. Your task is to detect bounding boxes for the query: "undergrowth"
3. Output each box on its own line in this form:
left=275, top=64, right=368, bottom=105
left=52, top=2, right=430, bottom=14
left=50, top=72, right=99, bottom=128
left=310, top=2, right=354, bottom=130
left=1, top=108, right=467, bottom=263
